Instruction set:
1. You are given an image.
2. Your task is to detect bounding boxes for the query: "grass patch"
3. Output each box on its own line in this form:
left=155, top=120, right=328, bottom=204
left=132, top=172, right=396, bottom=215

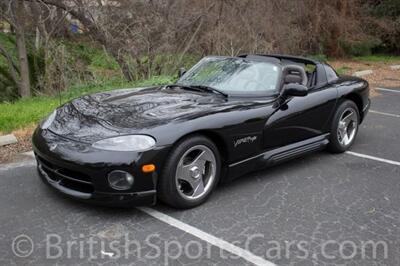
left=0, top=75, right=175, bottom=134
left=0, top=97, right=60, bottom=134
left=336, top=66, right=352, bottom=75
left=62, top=39, right=120, bottom=70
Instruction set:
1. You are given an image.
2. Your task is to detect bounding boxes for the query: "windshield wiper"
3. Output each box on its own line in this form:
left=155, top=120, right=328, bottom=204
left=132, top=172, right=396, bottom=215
left=166, top=84, right=228, bottom=97
left=189, top=85, right=228, bottom=97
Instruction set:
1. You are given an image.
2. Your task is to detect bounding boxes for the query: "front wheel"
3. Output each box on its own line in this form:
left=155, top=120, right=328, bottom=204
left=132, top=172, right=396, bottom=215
left=328, top=100, right=360, bottom=153
left=158, top=135, right=221, bottom=209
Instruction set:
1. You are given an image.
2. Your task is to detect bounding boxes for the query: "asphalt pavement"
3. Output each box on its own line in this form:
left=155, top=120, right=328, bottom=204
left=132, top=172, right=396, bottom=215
left=1, top=88, right=399, bottom=266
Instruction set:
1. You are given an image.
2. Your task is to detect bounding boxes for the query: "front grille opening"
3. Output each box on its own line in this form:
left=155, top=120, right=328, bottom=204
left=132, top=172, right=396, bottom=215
left=60, top=179, right=94, bottom=194
left=43, top=167, right=62, bottom=182
left=38, top=156, right=55, bottom=170
left=36, top=154, right=94, bottom=194
left=58, top=168, right=91, bottom=183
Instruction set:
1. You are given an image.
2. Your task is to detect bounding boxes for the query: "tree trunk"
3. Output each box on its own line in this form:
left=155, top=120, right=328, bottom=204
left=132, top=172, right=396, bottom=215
left=327, top=0, right=347, bottom=57
left=14, top=0, right=31, bottom=97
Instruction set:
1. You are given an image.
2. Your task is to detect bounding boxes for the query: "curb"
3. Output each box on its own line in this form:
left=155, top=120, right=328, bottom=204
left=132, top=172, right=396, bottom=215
left=353, top=70, right=373, bottom=77
left=21, top=151, right=35, bottom=158
left=0, top=134, right=18, bottom=147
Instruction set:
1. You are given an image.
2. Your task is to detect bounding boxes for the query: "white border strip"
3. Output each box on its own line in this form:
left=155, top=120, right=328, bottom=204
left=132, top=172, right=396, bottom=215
left=370, top=110, right=400, bottom=118
left=138, top=207, right=276, bottom=266
left=346, top=151, right=400, bottom=166
left=375, top=87, right=400, bottom=94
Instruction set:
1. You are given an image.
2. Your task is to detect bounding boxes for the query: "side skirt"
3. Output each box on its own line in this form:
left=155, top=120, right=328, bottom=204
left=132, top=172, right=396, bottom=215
left=225, top=133, right=330, bottom=180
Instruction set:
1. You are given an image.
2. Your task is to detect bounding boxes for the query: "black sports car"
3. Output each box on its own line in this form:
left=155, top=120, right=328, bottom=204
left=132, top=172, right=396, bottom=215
left=33, top=54, right=370, bottom=208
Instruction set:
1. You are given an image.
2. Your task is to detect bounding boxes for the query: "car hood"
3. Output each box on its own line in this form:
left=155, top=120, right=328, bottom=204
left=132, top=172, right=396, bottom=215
left=48, top=86, right=230, bottom=142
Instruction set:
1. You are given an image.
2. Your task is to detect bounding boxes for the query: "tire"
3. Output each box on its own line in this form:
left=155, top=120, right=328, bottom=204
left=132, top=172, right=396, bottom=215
left=328, top=100, right=360, bottom=153
left=158, top=135, right=221, bottom=209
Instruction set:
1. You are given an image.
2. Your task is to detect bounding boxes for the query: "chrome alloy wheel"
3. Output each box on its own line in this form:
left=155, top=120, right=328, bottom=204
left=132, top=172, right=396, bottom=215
left=337, top=107, right=358, bottom=146
left=175, top=145, right=216, bottom=200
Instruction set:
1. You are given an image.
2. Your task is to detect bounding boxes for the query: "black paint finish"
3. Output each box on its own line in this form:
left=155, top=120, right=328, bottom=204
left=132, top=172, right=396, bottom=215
left=32, top=55, right=370, bottom=206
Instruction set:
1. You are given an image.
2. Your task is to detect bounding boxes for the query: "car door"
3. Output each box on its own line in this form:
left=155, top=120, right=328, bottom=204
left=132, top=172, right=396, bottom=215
left=262, top=70, right=338, bottom=150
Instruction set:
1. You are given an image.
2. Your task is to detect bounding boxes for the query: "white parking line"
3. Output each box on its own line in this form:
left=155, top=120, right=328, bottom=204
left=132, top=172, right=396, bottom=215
left=370, top=110, right=400, bottom=118
left=346, top=151, right=400, bottom=166
left=138, top=207, right=276, bottom=266
left=375, top=87, right=400, bottom=94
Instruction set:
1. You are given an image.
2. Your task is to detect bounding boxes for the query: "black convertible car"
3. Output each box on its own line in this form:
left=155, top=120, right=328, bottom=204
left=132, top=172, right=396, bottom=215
left=33, top=54, right=370, bottom=208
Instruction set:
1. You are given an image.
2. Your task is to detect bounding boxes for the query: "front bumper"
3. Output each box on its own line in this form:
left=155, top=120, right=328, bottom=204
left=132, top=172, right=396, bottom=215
left=33, top=128, right=171, bottom=207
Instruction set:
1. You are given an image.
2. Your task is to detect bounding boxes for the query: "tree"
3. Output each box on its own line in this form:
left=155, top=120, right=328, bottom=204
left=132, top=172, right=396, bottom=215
left=28, top=0, right=139, bottom=81
left=0, top=0, right=31, bottom=97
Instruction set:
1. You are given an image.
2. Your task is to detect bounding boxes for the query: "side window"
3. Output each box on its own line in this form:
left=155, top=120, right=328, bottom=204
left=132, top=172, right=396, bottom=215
left=324, top=65, right=339, bottom=83
left=305, top=64, right=317, bottom=88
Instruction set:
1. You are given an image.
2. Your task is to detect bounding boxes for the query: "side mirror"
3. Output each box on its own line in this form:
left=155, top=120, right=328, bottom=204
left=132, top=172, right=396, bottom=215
left=281, top=84, right=308, bottom=98
left=178, top=67, right=186, bottom=78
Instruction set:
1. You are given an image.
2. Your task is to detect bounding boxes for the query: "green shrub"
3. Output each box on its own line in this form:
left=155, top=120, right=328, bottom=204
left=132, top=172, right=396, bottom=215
left=336, top=66, right=352, bottom=75
left=342, top=39, right=381, bottom=57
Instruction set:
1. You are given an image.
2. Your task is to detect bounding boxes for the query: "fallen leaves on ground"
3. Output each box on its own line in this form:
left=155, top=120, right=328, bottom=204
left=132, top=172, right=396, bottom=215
left=0, top=125, right=35, bottom=164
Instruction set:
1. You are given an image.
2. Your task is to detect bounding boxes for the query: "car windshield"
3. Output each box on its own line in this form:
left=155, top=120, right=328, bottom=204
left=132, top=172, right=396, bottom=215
left=177, top=57, right=281, bottom=96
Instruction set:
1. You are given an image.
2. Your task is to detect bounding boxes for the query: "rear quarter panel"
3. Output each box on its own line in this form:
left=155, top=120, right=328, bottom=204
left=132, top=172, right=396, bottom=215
left=334, top=76, right=370, bottom=121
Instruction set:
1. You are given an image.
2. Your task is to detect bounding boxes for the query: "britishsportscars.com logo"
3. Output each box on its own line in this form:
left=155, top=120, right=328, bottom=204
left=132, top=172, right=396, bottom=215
left=10, top=233, right=389, bottom=263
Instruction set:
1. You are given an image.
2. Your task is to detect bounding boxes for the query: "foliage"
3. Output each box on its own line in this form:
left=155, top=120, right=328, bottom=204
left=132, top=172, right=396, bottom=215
left=335, top=66, right=352, bottom=75
left=371, top=0, right=400, bottom=18
left=341, top=39, right=382, bottom=57
left=63, top=40, right=119, bottom=70
left=0, top=33, right=18, bottom=101
left=0, top=32, right=16, bottom=61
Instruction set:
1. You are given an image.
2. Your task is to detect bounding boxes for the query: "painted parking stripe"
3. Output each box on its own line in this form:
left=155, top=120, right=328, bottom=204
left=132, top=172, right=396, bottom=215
left=138, top=207, right=276, bottom=266
left=346, top=151, right=400, bottom=167
left=369, top=110, right=400, bottom=118
left=375, top=87, right=400, bottom=94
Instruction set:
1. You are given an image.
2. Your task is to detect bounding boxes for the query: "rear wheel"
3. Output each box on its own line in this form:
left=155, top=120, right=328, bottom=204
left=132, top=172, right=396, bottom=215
left=158, top=135, right=221, bottom=209
left=328, top=100, right=359, bottom=153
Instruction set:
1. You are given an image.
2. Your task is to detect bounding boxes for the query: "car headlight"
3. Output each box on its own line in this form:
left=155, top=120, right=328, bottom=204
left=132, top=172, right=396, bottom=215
left=92, top=135, right=156, bottom=152
left=40, top=110, right=57, bottom=129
